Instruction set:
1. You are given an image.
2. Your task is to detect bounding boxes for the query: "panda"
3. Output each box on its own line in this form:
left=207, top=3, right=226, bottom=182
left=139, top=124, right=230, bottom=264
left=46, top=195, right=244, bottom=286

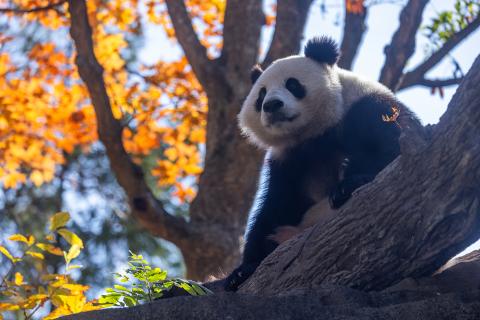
left=224, top=36, right=421, bottom=291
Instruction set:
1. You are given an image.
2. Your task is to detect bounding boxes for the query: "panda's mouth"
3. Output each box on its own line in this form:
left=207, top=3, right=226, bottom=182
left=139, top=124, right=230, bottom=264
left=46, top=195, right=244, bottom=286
left=265, top=113, right=299, bottom=126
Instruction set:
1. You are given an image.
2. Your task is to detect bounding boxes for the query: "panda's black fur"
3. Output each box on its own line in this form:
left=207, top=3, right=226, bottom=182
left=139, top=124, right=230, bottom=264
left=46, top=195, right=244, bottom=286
left=224, top=37, right=420, bottom=291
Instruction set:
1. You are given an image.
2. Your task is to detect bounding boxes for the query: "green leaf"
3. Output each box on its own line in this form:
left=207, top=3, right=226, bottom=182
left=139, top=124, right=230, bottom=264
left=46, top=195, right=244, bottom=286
left=66, top=264, right=83, bottom=271
left=49, top=212, right=70, bottom=231
left=64, top=244, right=81, bottom=264
left=113, top=284, right=128, bottom=292
left=177, top=282, right=197, bottom=296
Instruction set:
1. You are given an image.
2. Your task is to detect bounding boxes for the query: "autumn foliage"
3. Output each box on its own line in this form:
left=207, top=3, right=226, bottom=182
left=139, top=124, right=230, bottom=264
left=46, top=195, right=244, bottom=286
left=0, top=0, right=233, bottom=202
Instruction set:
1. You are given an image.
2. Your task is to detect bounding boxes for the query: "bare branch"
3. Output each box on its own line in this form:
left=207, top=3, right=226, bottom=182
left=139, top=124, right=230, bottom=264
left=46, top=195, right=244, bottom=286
left=164, top=0, right=216, bottom=90
left=338, top=5, right=368, bottom=70
left=398, top=76, right=464, bottom=91
left=262, top=0, right=314, bottom=67
left=399, top=15, right=480, bottom=90
left=379, top=0, right=430, bottom=90
left=0, top=0, right=66, bottom=13
left=66, top=0, right=190, bottom=244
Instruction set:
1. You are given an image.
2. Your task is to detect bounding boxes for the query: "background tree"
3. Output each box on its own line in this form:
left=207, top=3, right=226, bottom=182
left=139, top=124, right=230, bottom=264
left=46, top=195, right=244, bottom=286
left=0, top=0, right=479, bottom=282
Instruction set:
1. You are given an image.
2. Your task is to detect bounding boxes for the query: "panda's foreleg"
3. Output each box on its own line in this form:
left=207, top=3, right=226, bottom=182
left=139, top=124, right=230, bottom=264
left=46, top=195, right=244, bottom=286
left=224, top=159, right=303, bottom=291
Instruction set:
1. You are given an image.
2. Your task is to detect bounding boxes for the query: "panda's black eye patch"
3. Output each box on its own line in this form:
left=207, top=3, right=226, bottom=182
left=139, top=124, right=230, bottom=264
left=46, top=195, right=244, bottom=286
left=285, top=78, right=306, bottom=99
left=255, top=87, right=266, bottom=112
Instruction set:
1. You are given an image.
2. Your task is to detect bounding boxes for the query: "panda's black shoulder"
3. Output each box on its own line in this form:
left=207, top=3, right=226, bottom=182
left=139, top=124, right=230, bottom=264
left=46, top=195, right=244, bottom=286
left=341, top=93, right=402, bottom=148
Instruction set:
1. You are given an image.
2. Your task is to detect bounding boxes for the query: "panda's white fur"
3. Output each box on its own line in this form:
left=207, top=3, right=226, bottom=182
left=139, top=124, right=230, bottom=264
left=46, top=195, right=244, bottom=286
left=238, top=57, right=394, bottom=157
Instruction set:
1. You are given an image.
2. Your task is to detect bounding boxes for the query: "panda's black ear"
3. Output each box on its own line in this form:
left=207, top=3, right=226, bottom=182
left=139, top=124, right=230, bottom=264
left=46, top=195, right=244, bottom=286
left=304, top=36, right=339, bottom=66
left=250, top=64, right=263, bottom=84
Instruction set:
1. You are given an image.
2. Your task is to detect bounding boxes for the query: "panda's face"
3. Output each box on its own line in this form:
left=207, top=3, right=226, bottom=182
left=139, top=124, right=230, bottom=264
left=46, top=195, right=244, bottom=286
left=238, top=56, right=343, bottom=150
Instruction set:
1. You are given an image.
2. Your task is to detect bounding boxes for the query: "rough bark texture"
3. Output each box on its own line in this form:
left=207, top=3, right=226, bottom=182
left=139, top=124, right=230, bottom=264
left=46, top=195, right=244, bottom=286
left=239, top=54, right=480, bottom=294
left=62, top=251, right=480, bottom=320
left=67, top=0, right=313, bottom=280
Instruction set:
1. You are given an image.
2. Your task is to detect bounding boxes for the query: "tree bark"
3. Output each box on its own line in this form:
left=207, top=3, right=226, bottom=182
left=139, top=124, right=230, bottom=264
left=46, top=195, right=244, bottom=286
left=240, top=54, right=480, bottom=294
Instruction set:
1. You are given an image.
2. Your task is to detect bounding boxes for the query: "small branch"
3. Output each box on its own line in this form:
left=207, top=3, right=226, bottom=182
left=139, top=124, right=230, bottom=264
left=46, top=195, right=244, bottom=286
left=399, top=16, right=480, bottom=90
left=378, top=0, right=430, bottom=90
left=164, top=0, right=216, bottom=90
left=262, top=0, right=314, bottom=67
left=0, top=0, right=66, bottom=13
left=67, top=0, right=191, bottom=245
left=338, top=3, right=368, bottom=70
left=399, top=76, right=464, bottom=91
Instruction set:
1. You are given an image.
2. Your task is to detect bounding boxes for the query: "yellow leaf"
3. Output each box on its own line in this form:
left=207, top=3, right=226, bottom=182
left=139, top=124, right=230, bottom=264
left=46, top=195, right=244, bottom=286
left=8, top=234, right=29, bottom=244
left=65, top=244, right=81, bottom=263
left=30, top=170, right=44, bottom=187
left=50, top=212, right=70, bottom=231
left=57, top=229, right=84, bottom=248
left=27, top=294, right=48, bottom=304
left=28, top=235, right=35, bottom=246
left=36, top=243, right=63, bottom=256
left=26, top=251, right=45, bottom=260
left=0, top=302, right=20, bottom=311
left=14, top=272, right=23, bottom=285
left=45, top=234, right=56, bottom=242
left=0, top=245, right=19, bottom=263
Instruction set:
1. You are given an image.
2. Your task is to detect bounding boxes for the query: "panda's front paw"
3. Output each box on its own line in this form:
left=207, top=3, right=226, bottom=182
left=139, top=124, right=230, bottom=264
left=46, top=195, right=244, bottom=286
left=224, top=263, right=258, bottom=292
left=330, top=175, right=374, bottom=208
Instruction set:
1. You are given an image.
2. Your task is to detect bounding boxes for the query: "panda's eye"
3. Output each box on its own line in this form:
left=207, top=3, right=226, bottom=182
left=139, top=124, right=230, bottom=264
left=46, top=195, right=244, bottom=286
left=255, top=87, right=266, bottom=112
left=285, top=78, right=306, bottom=99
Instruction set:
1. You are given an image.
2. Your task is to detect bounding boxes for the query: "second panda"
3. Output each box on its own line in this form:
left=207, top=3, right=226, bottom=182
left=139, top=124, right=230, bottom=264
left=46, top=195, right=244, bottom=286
left=224, top=36, right=421, bottom=291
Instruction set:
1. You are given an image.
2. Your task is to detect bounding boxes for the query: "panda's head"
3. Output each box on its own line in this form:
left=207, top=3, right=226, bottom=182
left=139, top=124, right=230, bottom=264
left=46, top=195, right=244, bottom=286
left=238, top=37, right=344, bottom=151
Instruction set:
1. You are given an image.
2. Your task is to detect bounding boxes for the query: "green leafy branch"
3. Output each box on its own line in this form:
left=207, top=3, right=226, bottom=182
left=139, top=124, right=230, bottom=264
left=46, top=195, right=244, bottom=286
left=424, top=0, right=480, bottom=47
left=99, top=252, right=212, bottom=308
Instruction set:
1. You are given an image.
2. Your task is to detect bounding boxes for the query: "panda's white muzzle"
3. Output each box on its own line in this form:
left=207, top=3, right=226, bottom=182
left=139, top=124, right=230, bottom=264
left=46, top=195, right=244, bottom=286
left=261, top=93, right=299, bottom=127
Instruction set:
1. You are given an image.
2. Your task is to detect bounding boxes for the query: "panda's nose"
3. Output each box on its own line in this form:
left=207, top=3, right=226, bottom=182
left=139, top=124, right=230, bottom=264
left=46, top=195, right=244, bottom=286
left=263, top=99, right=284, bottom=113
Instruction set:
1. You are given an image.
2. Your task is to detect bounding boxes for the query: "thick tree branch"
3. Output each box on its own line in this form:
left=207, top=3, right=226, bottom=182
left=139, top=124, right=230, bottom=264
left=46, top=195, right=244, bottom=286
left=241, top=54, right=480, bottom=294
left=164, top=0, right=216, bottom=91
left=66, top=0, right=191, bottom=246
left=221, top=0, right=263, bottom=85
left=262, top=0, right=314, bottom=67
left=398, top=15, right=480, bottom=90
left=0, top=0, right=66, bottom=13
left=379, top=0, right=429, bottom=90
left=338, top=4, right=368, bottom=70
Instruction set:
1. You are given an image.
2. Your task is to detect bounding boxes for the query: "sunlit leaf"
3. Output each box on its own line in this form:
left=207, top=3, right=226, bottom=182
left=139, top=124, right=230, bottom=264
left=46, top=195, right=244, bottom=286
left=57, top=228, right=84, bottom=248
left=49, top=212, right=70, bottom=231
left=64, top=244, right=82, bottom=263
left=26, top=251, right=45, bottom=260
left=14, top=272, right=24, bottom=285
left=36, top=243, right=63, bottom=256
left=0, top=245, right=19, bottom=263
